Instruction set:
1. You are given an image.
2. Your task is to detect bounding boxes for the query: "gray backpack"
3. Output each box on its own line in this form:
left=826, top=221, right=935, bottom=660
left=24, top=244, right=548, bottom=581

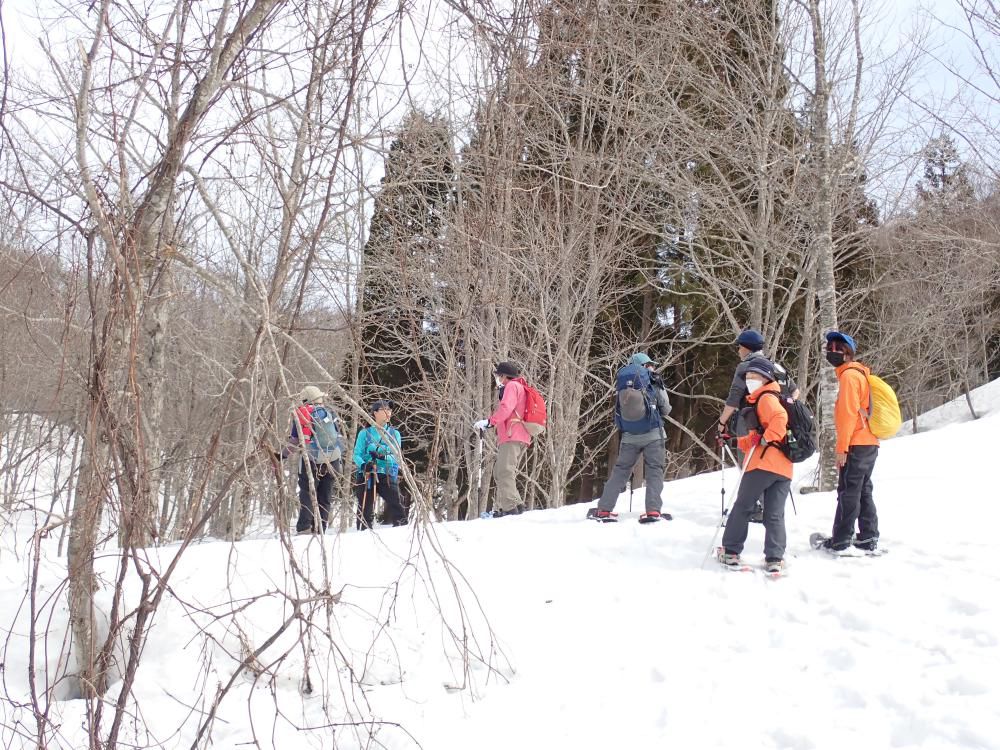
left=307, top=406, right=342, bottom=464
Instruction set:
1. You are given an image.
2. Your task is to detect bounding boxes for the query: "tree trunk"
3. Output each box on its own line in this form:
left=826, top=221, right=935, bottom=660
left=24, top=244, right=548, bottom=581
left=807, top=0, right=840, bottom=492
left=67, top=415, right=108, bottom=704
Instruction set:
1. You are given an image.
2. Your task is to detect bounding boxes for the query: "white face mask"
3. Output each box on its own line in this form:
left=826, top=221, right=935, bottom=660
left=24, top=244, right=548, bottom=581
left=746, top=378, right=764, bottom=395
left=495, top=376, right=505, bottom=387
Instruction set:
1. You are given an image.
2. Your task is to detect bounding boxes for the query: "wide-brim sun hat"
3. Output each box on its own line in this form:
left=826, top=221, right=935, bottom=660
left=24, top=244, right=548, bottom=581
left=300, top=385, right=325, bottom=403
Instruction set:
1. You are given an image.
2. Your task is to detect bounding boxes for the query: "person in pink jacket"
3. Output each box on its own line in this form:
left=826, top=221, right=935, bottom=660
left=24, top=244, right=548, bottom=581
left=474, top=361, right=532, bottom=517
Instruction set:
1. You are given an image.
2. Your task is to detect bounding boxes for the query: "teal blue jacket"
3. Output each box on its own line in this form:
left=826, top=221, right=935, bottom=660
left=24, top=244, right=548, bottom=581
left=353, top=425, right=401, bottom=477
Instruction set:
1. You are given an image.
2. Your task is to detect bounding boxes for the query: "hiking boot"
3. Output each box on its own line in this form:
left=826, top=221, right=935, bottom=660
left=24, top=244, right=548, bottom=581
left=638, top=510, right=673, bottom=523
left=853, top=536, right=879, bottom=552
left=586, top=508, right=618, bottom=522
left=764, top=558, right=785, bottom=574
left=821, top=538, right=854, bottom=555
left=749, top=501, right=764, bottom=524
left=491, top=505, right=525, bottom=518
left=717, top=549, right=742, bottom=568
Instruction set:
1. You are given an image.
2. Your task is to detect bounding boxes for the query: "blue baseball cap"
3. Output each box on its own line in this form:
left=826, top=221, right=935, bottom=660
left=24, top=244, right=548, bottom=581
left=825, top=331, right=857, bottom=354
left=736, top=329, right=765, bottom=351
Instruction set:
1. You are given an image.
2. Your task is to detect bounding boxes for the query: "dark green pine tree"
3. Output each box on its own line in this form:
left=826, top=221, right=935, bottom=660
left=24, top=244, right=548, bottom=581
left=604, top=0, right=802, bottom=476
left=357, top=111, right=454, bottom=470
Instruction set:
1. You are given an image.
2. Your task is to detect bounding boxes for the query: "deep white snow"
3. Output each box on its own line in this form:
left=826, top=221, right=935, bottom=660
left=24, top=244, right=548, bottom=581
left=2, top=379, right=1000, bottom=749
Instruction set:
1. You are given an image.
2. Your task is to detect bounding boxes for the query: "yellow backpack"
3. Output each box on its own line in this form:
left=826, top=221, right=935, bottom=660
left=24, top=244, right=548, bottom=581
left=865, top=374, right=902, bottom=439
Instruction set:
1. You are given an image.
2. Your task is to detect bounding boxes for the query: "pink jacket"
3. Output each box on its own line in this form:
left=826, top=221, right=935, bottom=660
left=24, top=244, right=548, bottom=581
left=489, top=378, right=531, bottom=445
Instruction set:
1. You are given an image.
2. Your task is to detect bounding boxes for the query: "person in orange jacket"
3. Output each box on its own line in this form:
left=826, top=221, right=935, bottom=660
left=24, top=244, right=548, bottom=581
left=718, top=359, right=792, bottom=573
left=823, top=331, right=880, bottom=553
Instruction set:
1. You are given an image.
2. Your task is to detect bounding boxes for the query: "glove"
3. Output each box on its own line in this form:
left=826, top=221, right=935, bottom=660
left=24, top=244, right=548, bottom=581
left=717, top=421, right=728, bottom=436
left=473, top=419, right=490, bottom=431
left=748, top=433, right=761, bottom=448
left=371, top=446, right=388, bottom=460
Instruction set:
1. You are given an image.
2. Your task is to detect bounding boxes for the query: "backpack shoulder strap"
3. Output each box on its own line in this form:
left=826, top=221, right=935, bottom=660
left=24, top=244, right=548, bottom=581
left=843, top=363, right=873, bottom=418
left=752, top=390, right=781, bottom=424
left=753, top=390, right=785, bottom=456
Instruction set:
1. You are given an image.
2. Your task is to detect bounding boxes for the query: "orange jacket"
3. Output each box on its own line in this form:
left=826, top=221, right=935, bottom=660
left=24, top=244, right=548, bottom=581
left=834, top=363, right=879, bottom=453
left=737, top=382, right=792, bottom=479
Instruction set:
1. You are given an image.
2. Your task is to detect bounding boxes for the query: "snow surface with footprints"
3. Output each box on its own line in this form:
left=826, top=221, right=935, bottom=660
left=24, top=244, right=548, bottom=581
left=2, top=381, right=999, bottom=749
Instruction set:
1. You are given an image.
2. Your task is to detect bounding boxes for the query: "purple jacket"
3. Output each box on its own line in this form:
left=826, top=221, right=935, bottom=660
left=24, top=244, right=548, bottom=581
left=489, top=378, right=531, bottom=445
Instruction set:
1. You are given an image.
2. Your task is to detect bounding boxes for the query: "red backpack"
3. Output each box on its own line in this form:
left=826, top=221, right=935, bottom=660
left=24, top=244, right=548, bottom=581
left=516, top=380, right=547, bottom=437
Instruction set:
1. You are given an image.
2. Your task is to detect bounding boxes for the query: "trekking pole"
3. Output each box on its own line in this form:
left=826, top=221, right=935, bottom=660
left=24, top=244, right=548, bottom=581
left=722, top=442, right=743, bottom=474
left=628, top=475, right=633, bottom=513
left=476, top=427, right=487, bottom=519
left=357, top=464, right=368, bottom=531
left=360, top=463, right=375, bottom=529
left=719, top=440, right=726, bottom=520
left=701, top=443, right=756, bottom=568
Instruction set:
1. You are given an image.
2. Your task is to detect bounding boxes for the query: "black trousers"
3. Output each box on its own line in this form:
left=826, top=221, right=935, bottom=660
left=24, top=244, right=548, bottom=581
left=831, top=445, right=879, bottom=547
left=354, top=471, right=406, bottom=529
left=296, top=461, right=336, bottom=533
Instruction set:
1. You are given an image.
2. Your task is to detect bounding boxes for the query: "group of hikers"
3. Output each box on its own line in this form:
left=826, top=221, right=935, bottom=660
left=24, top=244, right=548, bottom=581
left=275, top=391, right=406, bottom=533
left=711, top=328, right=882, bottom=573
left=276, top=329, right=883, bottom=571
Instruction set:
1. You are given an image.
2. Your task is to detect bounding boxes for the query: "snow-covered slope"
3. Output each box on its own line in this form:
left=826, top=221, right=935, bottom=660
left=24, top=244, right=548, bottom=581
left=897, top=375, right=1000, bottom=436
left=2, top=381, right=999, bottom=749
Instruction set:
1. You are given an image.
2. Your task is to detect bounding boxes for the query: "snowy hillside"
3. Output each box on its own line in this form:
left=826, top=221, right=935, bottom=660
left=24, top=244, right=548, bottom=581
left=2, top=381, right=1000, bottom=749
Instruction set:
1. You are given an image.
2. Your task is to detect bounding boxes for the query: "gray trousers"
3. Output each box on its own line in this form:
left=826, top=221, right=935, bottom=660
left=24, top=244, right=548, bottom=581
left=597, top=438, right=665, bottom=513
left=495, top=440, right=526, bottom=511
left=721, top=469, right=790, bottom=560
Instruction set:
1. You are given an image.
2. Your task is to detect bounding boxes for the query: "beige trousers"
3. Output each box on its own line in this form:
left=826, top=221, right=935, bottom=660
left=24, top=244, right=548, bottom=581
left=495, top=441, right=526, bottom=511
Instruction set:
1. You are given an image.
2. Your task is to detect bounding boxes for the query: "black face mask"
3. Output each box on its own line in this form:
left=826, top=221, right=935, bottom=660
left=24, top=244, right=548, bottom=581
left=825, top=351, right=846, bottom=367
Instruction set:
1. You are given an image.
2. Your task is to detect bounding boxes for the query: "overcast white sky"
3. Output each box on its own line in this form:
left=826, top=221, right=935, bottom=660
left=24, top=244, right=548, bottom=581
left=1, top=0, right=995, bottom=211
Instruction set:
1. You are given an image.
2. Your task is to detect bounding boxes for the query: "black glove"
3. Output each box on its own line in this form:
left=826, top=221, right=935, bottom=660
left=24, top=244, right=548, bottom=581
left=371, top=446, right=388, bottom=460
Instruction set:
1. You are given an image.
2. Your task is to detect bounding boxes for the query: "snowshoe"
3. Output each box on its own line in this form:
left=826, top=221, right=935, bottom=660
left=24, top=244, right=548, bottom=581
left=853, top=536, right=880, bottom=553
left=638, top=510, right=673, bottom=523
left=586, top=508, right=618, bottom=523
left=809, top=532, right=828, bottom=550
left=809, top=532, right=879, bottom=557
left=488, top=504, right=526, bottom=518
left=763, top=558, right=786, bottom=577
left=716, top=548, right=751, bottom=572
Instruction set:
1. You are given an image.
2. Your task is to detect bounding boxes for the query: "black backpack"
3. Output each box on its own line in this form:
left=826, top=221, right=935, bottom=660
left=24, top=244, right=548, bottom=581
left=770, top=361, right=795, bottom=397
left=755, top=391, right=816, bottom=463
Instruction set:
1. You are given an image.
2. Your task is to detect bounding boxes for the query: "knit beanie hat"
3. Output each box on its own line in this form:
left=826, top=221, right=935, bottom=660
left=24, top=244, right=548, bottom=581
left=736, top=329, right=765, bottom=352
